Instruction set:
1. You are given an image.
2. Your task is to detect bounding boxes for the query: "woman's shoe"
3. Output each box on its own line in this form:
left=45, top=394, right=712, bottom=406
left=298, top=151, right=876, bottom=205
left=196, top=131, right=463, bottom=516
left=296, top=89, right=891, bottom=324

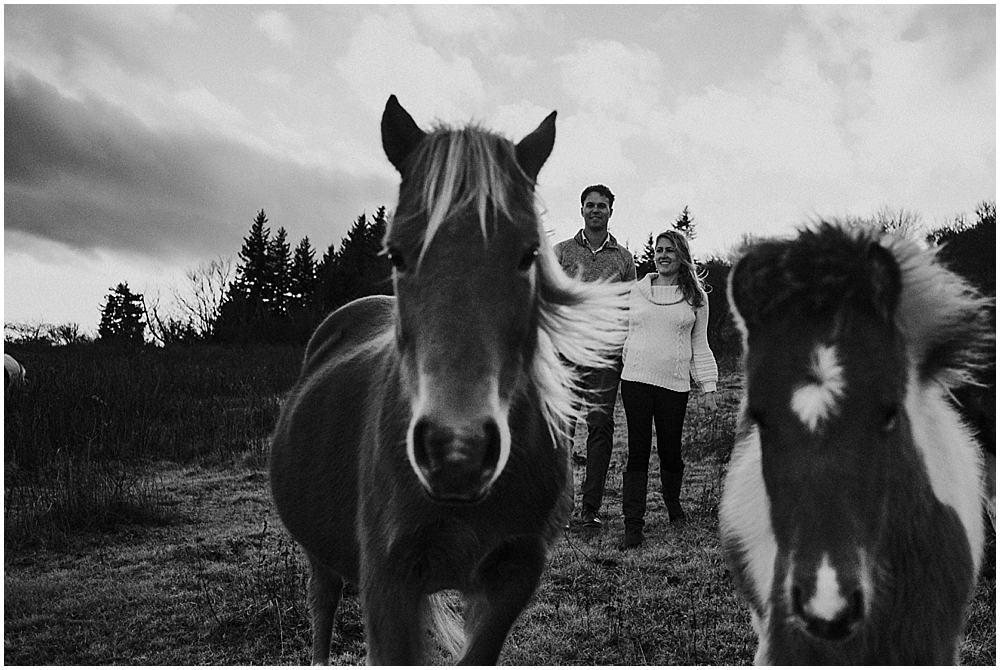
left=619, top=523, right=643, bottom=550
left=662, top=468, right=687, bottom=523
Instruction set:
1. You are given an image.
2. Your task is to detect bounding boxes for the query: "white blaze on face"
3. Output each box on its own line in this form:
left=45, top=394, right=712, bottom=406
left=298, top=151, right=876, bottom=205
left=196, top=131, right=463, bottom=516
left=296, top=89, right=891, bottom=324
left=804, top=554, right=849, bottom=622
left=791, top=344, right=846, bottom=433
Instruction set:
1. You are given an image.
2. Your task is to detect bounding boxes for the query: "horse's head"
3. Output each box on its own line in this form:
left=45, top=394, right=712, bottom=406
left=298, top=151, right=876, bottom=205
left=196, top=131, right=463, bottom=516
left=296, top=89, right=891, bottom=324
left=380, top=96, right=557, bottom=504
left=729, top=224, right=912, bottom=642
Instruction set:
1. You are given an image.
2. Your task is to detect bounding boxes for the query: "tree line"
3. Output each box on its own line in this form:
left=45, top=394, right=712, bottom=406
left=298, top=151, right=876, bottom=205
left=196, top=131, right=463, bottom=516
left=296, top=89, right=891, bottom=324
left=5, top=201, right=994, bottom=352
left=88, top=207, right=392, bottom=347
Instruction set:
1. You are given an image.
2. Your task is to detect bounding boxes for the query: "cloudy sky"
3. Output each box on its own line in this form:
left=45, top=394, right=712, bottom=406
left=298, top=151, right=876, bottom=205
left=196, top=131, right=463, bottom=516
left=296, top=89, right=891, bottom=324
left=4, top=4, right=995, bottom=333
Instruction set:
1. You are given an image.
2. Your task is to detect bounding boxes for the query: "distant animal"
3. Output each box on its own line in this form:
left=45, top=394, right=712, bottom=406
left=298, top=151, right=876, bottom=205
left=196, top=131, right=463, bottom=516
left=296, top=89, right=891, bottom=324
left=720, top=222, right=991, bottom=664
left=5, top=354, right=26, bottom=392
left=270, top=96, right=628, bottom=664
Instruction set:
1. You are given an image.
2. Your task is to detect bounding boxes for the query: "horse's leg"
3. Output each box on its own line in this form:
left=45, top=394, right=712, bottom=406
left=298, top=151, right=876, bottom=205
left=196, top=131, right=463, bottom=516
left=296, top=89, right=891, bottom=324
left=306, top=555, right=344, bottom=665
left=362, top=580, right=426, bottom=664
left=458, top=540, right=548, bottom=665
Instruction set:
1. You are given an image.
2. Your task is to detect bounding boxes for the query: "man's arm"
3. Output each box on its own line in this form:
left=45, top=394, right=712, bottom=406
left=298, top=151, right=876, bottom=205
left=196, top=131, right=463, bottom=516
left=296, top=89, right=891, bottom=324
left=622, top=249, right=637, bottom=282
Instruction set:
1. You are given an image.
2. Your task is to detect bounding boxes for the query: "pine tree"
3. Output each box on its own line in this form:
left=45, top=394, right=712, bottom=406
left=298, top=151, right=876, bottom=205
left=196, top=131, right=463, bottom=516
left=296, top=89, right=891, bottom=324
left=289, top=236, right=318, bottom=304
left=367, top=206, right=393, bottom=297
left=673, top=206, right=696, bottom=240
left=235, top=209, right=272, bottom=313
left=636, top=233, right=656, bottom=277
left=98, top=282, right=146, bottom=346
left=268, top=226, right=292, bottom=315
left=328, top=213, right=371, bottom=310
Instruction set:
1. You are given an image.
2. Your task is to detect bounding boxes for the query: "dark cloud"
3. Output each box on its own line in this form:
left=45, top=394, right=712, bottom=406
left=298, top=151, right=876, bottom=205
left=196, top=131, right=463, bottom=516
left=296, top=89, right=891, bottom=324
left=4, top=68, right=396, bottom=260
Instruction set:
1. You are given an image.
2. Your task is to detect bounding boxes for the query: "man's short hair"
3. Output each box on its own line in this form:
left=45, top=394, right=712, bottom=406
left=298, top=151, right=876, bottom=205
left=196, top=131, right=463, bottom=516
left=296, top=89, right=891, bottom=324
left=580, top=184, right=615, bottom=209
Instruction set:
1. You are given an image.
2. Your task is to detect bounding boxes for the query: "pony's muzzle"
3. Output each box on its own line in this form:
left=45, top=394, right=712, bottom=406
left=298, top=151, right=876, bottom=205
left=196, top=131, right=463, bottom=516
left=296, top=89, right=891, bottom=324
left=410, top=417, right=503, bottom=503
left=792, top=583, right=865, bottom=641
left=789, top=559, right=866, bottom=642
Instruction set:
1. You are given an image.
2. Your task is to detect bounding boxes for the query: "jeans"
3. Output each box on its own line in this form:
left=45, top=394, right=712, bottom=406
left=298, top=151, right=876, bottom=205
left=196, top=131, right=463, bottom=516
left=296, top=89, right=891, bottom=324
left=620, top=379, right=689, bottom=474
left=574, top=363, right=622, bottom=513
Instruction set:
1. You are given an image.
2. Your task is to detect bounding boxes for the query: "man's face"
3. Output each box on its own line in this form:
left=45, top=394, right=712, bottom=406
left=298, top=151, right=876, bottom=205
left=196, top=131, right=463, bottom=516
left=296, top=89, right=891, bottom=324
left=581, top=191, right=612, bottom=232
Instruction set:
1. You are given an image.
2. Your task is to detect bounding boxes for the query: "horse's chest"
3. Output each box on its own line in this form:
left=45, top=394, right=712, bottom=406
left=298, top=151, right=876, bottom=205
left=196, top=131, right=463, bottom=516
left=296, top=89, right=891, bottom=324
left=378, top=518, right=507, bottom=591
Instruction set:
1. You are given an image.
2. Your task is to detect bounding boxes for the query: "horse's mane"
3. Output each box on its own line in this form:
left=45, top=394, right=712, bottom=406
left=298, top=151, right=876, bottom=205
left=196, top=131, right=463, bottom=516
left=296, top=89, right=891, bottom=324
left=393, top=123, right=629, bottom=442
left=885, top=232, right=994, bottom=390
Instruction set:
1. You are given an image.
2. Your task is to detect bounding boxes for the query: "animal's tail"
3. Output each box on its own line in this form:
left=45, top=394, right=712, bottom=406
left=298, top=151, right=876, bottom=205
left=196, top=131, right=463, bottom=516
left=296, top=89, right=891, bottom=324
left=427, top=591, right=465, bottom=660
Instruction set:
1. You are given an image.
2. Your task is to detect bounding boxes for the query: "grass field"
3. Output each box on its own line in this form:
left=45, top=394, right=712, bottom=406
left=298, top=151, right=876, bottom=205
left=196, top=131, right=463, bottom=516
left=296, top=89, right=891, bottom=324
left=3, top=345, right=996, bottom=664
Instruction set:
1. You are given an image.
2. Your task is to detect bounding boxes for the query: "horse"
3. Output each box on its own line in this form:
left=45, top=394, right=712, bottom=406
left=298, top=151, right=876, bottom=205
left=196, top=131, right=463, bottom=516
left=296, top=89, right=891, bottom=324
left=269, top=95, right=628, bottom=665
left=5, top=353, right=27, bottom=393
left=720, top=222, right=992, bottom=664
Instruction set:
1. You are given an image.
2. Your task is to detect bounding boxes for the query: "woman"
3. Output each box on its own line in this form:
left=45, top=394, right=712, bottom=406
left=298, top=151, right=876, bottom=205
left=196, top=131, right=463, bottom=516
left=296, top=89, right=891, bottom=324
left=618, top=230, right=718, bottom=549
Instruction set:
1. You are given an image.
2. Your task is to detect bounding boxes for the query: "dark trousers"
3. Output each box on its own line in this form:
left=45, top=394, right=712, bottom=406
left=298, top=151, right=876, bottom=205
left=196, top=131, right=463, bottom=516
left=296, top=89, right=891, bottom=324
left=573, top=363, right=621, bottom=513
left=620, top=380, right=689, bottom=474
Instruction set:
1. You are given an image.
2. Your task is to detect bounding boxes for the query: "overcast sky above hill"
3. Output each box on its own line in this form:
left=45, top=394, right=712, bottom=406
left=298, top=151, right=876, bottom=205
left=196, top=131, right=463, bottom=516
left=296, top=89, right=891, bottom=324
left=4, top=4, right=995, bottom=333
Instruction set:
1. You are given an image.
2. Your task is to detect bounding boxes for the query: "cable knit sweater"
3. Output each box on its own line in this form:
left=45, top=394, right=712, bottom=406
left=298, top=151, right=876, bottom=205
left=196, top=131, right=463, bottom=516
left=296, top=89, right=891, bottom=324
left=621, top=273, right=718, bottom=393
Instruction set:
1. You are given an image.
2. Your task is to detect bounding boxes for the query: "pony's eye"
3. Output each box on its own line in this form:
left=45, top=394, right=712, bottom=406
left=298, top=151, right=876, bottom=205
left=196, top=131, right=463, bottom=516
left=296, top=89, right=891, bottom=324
left=881, top=406, right=900, bottom=434
left=748, top=408, right=768, bottom=431
left=387, top=250, right=407, bottom=272
left=518, top=247, right=539, bottom=272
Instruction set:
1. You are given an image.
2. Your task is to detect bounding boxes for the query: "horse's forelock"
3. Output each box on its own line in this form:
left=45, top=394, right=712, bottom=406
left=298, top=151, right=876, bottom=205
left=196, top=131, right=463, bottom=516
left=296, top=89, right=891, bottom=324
left=734, top=224, right=902, bottom=330
left=399, top=125, right=531, bottom=265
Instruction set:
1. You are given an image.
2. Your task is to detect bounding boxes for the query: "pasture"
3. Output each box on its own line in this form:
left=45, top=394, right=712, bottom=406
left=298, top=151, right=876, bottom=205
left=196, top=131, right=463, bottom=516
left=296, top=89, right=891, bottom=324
left=3, top=344, right=995, bottom=664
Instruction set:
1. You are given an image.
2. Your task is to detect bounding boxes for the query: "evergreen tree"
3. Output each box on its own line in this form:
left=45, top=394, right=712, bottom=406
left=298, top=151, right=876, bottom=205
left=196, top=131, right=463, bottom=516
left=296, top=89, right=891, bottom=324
left=635, top=233, right=656, bottom=277
left=366, top=206, right=393, bottom=297
left=325, top=213, right=371, bottom=311
left=235, top=209, right=272, bottom=313
left=268, top=226, right=292, bottom=315
left=289, top=236, right=318, bottom=304
left=673, top=206, right=696, bottom=240
left=98, top=282, right=146, bottom=346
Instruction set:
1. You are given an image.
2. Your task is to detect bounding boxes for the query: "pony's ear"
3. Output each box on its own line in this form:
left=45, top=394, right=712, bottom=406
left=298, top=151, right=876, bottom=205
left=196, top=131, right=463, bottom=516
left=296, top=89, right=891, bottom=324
left=728, top=242, right=784, bottom=332
left=515, top=111, right=557, bottom=184
left=866, top=242, right=902, bottom=323
left=381, top=95, right=426, bottom=174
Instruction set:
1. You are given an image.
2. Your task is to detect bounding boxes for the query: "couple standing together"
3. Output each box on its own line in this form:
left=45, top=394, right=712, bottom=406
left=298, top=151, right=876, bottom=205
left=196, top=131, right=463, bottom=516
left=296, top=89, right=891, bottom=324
left=554, top=184, right=719, bottom=550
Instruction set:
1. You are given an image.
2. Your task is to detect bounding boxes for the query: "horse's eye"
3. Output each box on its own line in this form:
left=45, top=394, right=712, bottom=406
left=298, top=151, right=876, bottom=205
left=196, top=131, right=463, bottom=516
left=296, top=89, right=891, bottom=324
left=748, top=408, right=768, bottom=431
left=518, top=247, right=539, bottom=272
left=881, top=406, right=900, bottom=434
left=387, top=250, right=407, bottom=272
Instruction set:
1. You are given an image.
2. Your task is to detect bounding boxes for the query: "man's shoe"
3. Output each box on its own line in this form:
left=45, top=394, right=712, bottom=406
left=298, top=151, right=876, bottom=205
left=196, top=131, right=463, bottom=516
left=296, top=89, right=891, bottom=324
left=581, top=508, right=602, bottom=529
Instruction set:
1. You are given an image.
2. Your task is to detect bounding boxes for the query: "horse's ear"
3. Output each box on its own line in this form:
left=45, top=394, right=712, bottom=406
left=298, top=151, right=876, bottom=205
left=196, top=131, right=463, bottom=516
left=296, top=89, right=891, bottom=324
left=867, top=241, right=902, bottom=322
left=515, top=111, right=556, bottom=184
left=382, top=95, right=427, bottom=174
left=728, top=242, right=784, bottom=332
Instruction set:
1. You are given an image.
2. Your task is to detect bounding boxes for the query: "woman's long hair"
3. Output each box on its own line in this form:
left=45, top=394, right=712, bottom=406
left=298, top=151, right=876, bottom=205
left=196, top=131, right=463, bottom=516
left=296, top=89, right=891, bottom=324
left=655, top=230, right=707, bottom=308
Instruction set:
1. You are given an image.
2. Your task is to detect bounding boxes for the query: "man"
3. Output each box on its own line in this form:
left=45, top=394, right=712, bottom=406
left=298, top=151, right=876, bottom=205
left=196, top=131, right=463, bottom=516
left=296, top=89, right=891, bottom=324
left=554, top=184, right=637, bottom=529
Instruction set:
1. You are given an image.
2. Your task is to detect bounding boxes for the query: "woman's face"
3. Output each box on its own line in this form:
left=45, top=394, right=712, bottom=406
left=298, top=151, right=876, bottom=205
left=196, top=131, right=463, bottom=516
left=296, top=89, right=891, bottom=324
left=654, top=236, right=682, bottom=280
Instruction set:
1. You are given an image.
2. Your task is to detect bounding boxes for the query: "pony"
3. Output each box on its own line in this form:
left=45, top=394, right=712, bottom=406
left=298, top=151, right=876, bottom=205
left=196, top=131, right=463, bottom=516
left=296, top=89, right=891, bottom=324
left=719, top=222, right=992, bottom=664
left=269, top=96, right=628, bottom=664
left=5, top=353, right=27, bottom=393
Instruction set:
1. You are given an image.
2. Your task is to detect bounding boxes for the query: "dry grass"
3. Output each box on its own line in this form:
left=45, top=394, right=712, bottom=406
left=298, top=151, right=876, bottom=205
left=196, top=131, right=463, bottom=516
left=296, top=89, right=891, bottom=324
left=3, top=350, right=995, bottom=665
left=6, top=456, right=992, bottom=665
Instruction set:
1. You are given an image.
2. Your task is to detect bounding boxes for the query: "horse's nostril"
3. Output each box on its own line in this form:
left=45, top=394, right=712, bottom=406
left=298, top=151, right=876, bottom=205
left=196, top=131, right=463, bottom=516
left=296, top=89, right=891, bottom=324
left=791, top=584, right=805, bottom=616
left=483, top=419, right=501, bottom=469
left=848, top=588, right=865, bottom=623
left=411, top=418, right=434, bottom=468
